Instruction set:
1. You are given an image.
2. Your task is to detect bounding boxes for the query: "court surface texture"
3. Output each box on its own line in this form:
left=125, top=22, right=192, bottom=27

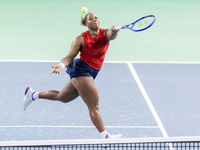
left=0, top=61, right=200, bottom=141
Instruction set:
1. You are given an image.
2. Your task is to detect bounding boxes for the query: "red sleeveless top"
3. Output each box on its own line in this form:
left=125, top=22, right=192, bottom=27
left=80, top=28, right=109, bottom=70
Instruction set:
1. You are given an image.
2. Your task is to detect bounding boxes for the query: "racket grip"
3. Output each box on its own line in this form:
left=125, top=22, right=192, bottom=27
left=115, top=26, right=123, bottom=30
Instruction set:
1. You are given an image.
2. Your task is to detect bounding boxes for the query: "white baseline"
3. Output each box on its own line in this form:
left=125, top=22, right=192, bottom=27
left=0, top=125, right=158, bottom=128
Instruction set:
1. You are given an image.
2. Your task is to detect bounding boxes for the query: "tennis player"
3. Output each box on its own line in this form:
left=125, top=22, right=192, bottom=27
left=23, top=13, right=122, bottom=139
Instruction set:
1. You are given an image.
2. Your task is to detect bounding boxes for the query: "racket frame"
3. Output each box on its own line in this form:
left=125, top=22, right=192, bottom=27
left=116, top=15, right=156, bottom=32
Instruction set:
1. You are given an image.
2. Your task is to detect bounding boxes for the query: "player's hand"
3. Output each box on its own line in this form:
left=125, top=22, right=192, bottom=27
left=111, top=25, right=119, bottom=33
left=50, top=64, right=63, bottom=74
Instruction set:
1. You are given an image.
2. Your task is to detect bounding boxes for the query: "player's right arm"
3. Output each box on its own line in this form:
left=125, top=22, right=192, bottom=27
left=104, top=25, right=119, bottom=41
left=50, top=35, right=84, bottom=74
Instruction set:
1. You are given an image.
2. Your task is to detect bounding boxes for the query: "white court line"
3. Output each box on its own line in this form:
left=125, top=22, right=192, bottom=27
left=0, top=60, right=60, bottom=63
left=1, top=59, right=200, bottom=64
left=106, top=61, right=200, bottom=64
left=127, top=62, right=169, bottom=138
left=0, top=126, right=158, bottom=128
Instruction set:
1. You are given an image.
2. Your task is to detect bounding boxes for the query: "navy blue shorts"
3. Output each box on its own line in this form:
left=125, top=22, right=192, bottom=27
left=66, top=59, right=100, bottom=79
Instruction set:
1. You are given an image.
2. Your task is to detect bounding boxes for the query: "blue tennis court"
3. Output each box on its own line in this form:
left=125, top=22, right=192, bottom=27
left=1, top=61, right=200, bottom=141
left=1, top=0, right=200, bottom=144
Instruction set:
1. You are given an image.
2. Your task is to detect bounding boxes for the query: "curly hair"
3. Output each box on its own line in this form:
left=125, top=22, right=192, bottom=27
left=81, top=13, right=90, bottom=26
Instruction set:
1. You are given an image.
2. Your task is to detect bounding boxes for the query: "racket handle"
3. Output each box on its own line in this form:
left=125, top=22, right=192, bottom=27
left=115, top=26, right=123, bottom=30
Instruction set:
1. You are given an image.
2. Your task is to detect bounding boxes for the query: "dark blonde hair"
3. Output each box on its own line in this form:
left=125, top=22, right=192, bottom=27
left=81, top=13, right=90, bottom=26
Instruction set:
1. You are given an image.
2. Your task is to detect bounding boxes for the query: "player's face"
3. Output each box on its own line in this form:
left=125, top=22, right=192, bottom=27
left=85, top=13, right=100, bottom=30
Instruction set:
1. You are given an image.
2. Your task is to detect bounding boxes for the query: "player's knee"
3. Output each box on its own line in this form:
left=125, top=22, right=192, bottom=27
left=57, top=94, right=76, bottom=103
left=88, top=103, right=99, bottom=112
left=55, top=93, right=66, bottom=102
left=59, top=96, right=69, bottom=103
left=56, top=91, right=79, bottom=103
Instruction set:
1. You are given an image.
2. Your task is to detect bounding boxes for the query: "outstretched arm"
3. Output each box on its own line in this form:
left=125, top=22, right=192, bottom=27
left=105, top=25, right=119, bottom=41
left=50, top=35, right=84, bottom=74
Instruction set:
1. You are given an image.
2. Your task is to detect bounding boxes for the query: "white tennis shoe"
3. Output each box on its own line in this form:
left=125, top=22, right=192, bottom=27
left=23, top=87, right=36, bottom=110
left=105, top=134, right=122, bottom=139
left=103, top=134, right=122, bottom=148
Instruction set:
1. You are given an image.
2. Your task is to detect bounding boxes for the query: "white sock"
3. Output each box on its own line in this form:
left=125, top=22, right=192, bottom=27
left=32, top=91, right=39, bottom=100
left=100, top=130, right=110, bottom=139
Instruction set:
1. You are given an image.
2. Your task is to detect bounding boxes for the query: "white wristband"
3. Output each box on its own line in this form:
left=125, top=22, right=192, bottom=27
left=59, top=63, right=65, bottom=68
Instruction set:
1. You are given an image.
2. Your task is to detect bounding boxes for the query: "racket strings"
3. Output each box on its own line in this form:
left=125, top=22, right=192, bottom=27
left=133, top=16, right=155, bottom=31
left=120, top=15, right=156, bottom=32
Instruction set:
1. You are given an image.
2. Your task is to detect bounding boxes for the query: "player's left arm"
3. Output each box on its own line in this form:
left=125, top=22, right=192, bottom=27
left=104, top=25, right=119, bottom=41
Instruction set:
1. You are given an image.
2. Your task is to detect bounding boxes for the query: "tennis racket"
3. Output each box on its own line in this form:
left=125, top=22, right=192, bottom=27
left=116, top=15, right=156, bottom=32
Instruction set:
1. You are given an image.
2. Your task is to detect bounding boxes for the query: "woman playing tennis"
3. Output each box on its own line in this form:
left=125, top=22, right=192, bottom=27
left=23, top=12, right=122, bottom=139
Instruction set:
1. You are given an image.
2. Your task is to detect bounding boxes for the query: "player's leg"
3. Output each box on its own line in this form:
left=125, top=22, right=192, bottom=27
left=71, top=76, right=122, bottom=139
left=71, top=77, right=105, bottom=133
left=39, top=80, right=79, bottom=103
left=23, top=80, right=79, bottom=110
